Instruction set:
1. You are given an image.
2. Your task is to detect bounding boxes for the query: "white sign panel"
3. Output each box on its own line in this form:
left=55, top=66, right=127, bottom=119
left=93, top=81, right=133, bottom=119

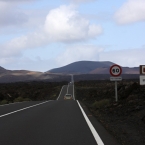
left=110, top=77, right=122, bottom=81
left=140, top=75, right=145, bottom=85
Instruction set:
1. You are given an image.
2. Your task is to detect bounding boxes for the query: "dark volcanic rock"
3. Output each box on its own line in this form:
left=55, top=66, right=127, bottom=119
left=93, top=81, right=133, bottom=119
left=75, top=79, right=145, bottom=145
left=142, top=116, right=145, bottom=124
left=0, top=81, right=67, bottom=104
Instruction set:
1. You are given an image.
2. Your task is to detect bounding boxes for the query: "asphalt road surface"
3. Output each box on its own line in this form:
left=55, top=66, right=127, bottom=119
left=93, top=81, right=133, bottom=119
left=0, top=82, right=120, bottom=145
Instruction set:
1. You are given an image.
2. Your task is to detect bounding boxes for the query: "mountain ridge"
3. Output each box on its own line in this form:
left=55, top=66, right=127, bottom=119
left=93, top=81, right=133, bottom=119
left=48, top=61, right=116, bottom=74
left=48, top=61, right=139, bottom=74
left=0, top=61, right=139, bottom=82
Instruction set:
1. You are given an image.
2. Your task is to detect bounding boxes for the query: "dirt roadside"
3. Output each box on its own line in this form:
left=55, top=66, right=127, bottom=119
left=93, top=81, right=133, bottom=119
left=75, top=80, right=145, bottom=145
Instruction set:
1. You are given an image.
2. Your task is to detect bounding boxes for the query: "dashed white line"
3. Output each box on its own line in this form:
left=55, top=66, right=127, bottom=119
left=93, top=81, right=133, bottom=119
left=57, top=86, right=64, bottom=100
left=67, top=84, right=69, bottom=94
left=77, top=100, right=104, bottom=145
left=73, top=83, right=75, bottom=100
left=0, top=101, right=51, bottom=118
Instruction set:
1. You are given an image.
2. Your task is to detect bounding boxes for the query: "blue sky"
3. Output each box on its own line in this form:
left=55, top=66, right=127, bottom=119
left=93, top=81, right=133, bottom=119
left=0, top=0, right=145, bottom=72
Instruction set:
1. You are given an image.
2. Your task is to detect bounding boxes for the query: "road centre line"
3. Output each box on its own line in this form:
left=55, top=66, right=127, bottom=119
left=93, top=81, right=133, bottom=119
left=0, top=101, right=51, bottom=118
left=67, top=84, right=69, bottom=94
left=57, top=85, right=65, bottom=100
left=67, top=83, right=75, bottom=100
left=73, top=83, right=75, bottom=100
left=77, top=101, right=104, bottom=145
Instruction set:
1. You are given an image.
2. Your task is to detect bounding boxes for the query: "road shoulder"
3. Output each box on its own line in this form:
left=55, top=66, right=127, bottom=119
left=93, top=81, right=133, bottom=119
left=78, top=101, right=121, bottom=145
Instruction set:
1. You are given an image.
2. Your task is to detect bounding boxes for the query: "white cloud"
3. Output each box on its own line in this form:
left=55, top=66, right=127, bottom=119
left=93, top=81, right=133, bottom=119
left=0, top=0, right=45, bottom=29
left=100, top=48, right=145, bottom=67
left=2, top=57, right=57, bottom=72
left=44, top=5, right=102, bottom=42
left=0, top=32, right=48, bottom=58
left=0, top=1, right=28, bottom=27
left=1, top=46, right=145, bottom=71
left=0, top=4, right=102, bottom=60
left=56, top=45, right=104, bottom=66
left=114, top=0, right=145, bottom=24
left=55, top=46, right=145, bottom=68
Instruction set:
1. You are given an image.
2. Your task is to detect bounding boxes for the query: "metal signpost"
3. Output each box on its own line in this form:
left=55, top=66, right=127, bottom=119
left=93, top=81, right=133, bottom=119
left=139, top=65, right=145, bottom=85
left=110, top=64, right=122, bottom=102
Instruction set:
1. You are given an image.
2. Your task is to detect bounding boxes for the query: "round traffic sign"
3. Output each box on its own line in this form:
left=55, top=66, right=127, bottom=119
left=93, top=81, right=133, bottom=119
left=110, top=64, right=122, bottom=77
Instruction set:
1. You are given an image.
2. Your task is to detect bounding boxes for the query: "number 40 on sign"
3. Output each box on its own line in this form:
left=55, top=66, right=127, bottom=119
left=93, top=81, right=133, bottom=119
left=110, top=64, right=122, bottom=77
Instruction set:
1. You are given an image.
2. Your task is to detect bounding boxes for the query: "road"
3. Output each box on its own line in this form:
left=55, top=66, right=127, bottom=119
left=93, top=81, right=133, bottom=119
left=0, top=80, right=120, bottom=145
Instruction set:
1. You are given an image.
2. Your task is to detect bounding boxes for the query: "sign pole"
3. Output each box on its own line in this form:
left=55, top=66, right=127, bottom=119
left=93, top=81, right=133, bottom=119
left=115, top=81, right=118, bottom=102
left=110, top=64, right=122, bottom=102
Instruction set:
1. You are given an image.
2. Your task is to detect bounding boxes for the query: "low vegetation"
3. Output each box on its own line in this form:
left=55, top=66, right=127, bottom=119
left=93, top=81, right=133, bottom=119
left=0, top=81, right=67, bottom=105
left=91, top=99, right=110, bottom=109
left=75, top=80, right=145, bottom=145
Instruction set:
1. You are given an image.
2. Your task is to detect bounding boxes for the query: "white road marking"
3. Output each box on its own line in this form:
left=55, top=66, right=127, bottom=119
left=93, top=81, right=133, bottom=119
left=77, top=100, right=104, bottom=145
left=73, top=83, right=75, bottom=100
left=0, top=101, right=51, bottom=118
left=57, top=86, right=64, bottom=100
left=72, top=75, right=75, bottom=100
left=67, top=84, right=69, bottom=94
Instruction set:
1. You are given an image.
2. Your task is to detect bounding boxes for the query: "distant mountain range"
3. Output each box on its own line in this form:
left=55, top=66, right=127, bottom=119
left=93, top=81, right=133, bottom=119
left=48, top=61, right=139, bottom=74
left=0, top=61, right=139, bottom=82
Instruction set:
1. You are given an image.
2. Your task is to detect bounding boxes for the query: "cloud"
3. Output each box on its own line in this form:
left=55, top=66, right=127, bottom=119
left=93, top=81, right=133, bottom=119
left=1, top=46, right=144, bottom=71
left=0, top=4, right=102, bottom=59
left=56, top=46, right=145, bottom=68
left=30, top=46, right=145, bottom=69
left=2, top=56, right=57, bottom=72
left=0, top=1, right=44, bottom=28
left=0, top=10, right=28, bottom=27
left=55, top=45, right=104, bottom=66
left=114, top=0, right=145, bottom=24
left=0, top=32, right=48, bottom=58
left=44, top=5, right=102, bottom=42
left=100, top=48, right=145, bottom=67
left=0, top=1, right=28, bottom=27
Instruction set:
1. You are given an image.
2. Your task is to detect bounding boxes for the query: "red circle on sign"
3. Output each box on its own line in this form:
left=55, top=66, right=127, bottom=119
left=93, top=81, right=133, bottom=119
left=110, top=64, right=122, bottom=77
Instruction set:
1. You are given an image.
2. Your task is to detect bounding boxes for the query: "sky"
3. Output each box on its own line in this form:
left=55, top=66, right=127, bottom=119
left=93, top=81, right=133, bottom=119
left=0, top=0, right=145, bottom=72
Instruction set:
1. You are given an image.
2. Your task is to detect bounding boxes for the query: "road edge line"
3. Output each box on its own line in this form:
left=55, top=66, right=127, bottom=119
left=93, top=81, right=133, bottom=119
left=77, top=100, right=104, bottom=145
left=0, top=101, right=51, bottom=118
left=57, top=85, right=64, bottom=100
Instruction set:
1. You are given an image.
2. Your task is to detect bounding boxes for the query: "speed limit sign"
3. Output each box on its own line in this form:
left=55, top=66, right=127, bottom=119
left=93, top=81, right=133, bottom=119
left=110, top=64, right=122, bottom=77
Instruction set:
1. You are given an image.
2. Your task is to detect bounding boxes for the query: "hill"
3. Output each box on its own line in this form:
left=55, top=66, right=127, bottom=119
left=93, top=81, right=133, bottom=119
left=48, top=61, right=115, bottom=74
left=47, top=61, right=139, bottom=74
left=0, top=61, right=140, bottom=83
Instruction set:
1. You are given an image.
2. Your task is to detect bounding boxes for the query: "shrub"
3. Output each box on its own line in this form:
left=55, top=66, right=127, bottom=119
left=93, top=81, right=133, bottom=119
left=14, top=97, right=24, bottom=102
left=92, top=99, right=110, bottom=109
left=0, top=100, right=8, bottom=105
